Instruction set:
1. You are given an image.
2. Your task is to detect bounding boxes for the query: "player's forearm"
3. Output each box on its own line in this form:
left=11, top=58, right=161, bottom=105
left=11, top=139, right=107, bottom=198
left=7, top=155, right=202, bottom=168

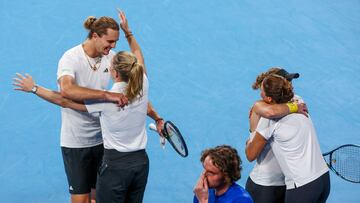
left=36, top=86, right=87, bottom=111
left=252, top=100, right=289, bottom=119
left=60, top=84, right=107, bottom=102
left=249, top=110, right=261, bottom=132
left=245, top=139, right=259, bottom=162
left=36, top=85, right=70, bottom=106
left=245, top=132, right=267, bottom=162
left=126, top=34, right=144, bottom=66
left=147, top=102, right=161, bottom=121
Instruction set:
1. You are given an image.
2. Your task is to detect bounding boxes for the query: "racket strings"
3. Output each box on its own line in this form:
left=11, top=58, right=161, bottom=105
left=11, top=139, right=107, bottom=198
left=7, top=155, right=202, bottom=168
left=331, top=146, right=360, bottom=183
left=165, top=123, right=188, bottom=157
left=167, top=125, right=185, bottom=150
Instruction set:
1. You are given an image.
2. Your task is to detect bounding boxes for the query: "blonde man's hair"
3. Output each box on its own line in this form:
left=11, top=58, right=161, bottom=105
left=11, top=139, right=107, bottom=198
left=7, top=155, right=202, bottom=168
left=84, top=16, right=119, bottom=39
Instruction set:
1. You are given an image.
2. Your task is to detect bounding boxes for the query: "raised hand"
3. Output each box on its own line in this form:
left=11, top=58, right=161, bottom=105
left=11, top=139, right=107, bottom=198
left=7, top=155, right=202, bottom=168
left=13, top=73, right=35, bottom=92
left=116, top=8, right=131, bottom=35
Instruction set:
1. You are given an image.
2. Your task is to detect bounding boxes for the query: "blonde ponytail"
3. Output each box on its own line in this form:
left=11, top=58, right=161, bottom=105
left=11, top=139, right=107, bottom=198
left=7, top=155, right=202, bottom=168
left=127, top=62, right=144, bottom=102
left=112, top=51, right=144, bottom=103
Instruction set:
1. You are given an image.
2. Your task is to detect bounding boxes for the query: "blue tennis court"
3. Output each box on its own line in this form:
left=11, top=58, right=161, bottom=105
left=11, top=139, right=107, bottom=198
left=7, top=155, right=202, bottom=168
left=1, top=0, right=359, bottom=202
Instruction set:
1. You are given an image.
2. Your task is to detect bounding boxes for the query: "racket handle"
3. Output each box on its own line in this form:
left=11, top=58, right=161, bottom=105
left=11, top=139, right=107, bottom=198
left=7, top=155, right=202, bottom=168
left=149, top=123, right=157, bottom=131
left=148, top=123, right=166, bottom=148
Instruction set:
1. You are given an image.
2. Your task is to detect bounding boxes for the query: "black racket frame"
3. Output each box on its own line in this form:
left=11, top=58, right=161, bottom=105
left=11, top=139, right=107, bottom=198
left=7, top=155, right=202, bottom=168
left=323, top=144, right=360, bottom=183
left=162, top=121, right=188, bottom=157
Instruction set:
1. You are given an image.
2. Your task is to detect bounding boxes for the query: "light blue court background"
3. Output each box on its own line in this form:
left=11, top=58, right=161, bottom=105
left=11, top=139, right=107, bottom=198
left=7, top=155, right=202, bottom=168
left=1, top=0, right=359, bottom=202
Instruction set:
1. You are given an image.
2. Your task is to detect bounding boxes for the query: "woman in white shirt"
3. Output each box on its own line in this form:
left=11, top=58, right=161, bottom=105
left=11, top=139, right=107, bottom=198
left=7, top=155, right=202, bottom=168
left=246, top=68, right=304, bottom=203
left=246, top=74, right=330, bottom=203
left=13, top=11, right=163, bottom=203
left=14, top=50, right=156, bottom=203
left=13, top=10, right=164, bottom=202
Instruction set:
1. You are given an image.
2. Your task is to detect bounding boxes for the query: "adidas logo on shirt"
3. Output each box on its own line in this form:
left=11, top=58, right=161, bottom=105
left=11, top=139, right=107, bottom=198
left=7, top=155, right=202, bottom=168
left=104, top=68, right=109, bottom=73
left=69, top=186, right=73, bottom=191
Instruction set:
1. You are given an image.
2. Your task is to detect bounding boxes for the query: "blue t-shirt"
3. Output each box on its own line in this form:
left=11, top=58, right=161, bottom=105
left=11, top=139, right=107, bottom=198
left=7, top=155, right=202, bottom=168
left=193, top=183, right=253, bottom=203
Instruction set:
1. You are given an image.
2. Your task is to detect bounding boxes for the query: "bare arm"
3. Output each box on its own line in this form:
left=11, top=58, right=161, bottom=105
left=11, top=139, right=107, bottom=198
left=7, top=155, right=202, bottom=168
left=59, top=75, right=128, bottom=106
left=245, top=131, right=267, bottom=162
left=118, top=10, right=146, bottom=74
left=252, top=100, right=308, bottom=119
left=13, top=73, right=87, bottom=112
left=249, top=106, right=261, bottom=132
left=147, top=102, right=164, bottom=136
left=37, top=86, right=87, bottom=111
left=252, top=100, right=290, bottom=119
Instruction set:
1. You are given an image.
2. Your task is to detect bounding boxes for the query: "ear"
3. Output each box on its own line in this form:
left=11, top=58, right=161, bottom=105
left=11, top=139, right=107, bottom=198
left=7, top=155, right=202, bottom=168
left=264, top=96, right=273, bottom=104
left=92, top=32, right=99, bottom=39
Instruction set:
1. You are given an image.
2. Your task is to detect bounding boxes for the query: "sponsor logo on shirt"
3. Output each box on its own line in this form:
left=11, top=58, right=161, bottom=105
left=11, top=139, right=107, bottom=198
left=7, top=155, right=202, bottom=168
left=61, top=69, right=71, bottom=73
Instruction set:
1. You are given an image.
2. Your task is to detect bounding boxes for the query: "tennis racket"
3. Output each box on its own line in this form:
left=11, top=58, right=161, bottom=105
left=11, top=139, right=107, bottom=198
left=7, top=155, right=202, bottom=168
left=149, top=121, right=188, bottom=157
left=323, top=144, right=360, bottom=183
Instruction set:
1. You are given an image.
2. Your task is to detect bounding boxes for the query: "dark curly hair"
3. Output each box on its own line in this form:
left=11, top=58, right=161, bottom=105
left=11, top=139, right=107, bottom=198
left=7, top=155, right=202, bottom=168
left=200, top=145, right=242, bottom=184
left=262, top=74, right=294, bottom=103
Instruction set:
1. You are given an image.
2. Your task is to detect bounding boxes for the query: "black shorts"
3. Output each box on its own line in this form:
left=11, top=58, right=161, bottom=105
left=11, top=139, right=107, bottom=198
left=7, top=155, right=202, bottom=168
left=61, top=144, right=104, bottom=194
left=96, top=149, right=149, bottom=203
left=245, top=177, right=286, bottom=203
left=285, top=171, right=330, bottom=203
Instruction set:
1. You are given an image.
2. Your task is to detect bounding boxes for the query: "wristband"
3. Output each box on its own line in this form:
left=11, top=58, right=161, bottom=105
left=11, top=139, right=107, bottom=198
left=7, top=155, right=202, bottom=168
left=155, top=118, right=164, bottom=123
left=286, top=102, right=298, bottom=113
left=125, top=32, right=133, bottom=38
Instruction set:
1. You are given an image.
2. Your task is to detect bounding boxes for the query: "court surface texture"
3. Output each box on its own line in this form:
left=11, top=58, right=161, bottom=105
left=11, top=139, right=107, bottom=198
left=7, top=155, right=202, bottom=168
left=1, top=0, right=359, bottom=202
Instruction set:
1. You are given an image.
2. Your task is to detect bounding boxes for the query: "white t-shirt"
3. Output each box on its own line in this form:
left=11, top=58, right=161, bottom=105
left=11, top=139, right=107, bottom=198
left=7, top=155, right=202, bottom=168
left=249, top=94, right=304, bottom=186
left=86, top=75, right=149, bottom=152
left=57, top=44, right=115, bottom=147
left=249, top=130, right=285, bottom=186
left=256, top=115, right=328, bottom=189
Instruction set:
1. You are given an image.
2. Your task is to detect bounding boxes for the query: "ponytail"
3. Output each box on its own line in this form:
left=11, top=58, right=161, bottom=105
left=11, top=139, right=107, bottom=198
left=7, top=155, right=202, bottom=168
left=127, top=62, right=144, bottom=102
left=112, top=51, right=144, bottom=103
left=84, top=16, right=97, bottom=30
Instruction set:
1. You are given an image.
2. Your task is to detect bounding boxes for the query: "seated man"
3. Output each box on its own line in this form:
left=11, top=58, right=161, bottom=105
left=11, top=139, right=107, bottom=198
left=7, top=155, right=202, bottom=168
left=193, top=145, right=253, bottom=203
